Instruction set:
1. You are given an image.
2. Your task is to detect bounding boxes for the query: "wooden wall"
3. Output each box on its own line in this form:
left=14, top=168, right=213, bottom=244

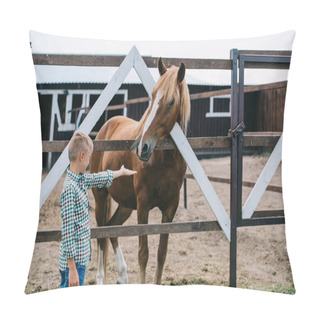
left=37, top=82, right=287, bottom=166
left=253, top=87, right=286, bottom=132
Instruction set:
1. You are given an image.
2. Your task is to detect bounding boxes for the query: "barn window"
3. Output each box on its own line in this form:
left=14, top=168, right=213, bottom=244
left=206, top=95, right=231, bottom=118
left=37, top=88, right=128, bottom=135
left=37, top=89, right=128, bottom=168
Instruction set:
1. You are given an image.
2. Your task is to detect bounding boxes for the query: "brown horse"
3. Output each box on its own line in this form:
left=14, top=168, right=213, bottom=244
left=90, top=58, right=190, bottom=285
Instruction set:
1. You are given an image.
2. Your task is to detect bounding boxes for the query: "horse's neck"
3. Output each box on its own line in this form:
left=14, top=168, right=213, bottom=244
left=152, top=149, right=184, bottom=166
left=136, top=106, right=152, bottom=137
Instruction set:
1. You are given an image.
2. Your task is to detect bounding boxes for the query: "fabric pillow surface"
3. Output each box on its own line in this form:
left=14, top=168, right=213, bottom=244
left=25, top=30, right=295, bottom=294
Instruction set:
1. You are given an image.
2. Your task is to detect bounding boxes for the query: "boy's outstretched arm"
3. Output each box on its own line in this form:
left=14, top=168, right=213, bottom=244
left=113, top=165, right=137, bottom=179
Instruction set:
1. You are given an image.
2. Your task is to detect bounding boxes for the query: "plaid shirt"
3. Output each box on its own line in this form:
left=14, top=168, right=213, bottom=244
left=59, top=168, right=114, bottom=270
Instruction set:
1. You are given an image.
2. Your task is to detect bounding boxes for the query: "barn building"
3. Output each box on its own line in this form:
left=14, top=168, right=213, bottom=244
left=30, top=31, right=290, bottom=168
left=37, top=81, right=287, bottom=168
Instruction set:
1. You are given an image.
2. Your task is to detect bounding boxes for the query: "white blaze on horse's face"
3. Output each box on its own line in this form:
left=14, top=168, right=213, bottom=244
left=137, top=91, right=163, bottom=158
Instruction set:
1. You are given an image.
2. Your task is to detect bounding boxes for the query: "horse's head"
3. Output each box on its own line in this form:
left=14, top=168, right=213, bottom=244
left=135, top=58, right=190, bottom=162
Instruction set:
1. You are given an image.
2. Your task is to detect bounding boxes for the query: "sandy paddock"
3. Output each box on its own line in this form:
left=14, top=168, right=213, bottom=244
left=25, top=155, right=294, bottom=294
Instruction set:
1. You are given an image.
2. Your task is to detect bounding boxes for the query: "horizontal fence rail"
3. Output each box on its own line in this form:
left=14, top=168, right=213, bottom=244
left=36, top=220, right=222, bottom=243
left=42, top=134, right=281, bottom=153
left=35, top=209, right=285, bottom=243
left=240, top=215, right=285, bottom=227
left=185, top=174, right=282, bottom=193
left=237, top=50, right=292, bottom=56
left=32, top=51, right=291, bottom=70
left=33, top=54, right=233, bottom=70
left=67, top=81, right=288, bottom=113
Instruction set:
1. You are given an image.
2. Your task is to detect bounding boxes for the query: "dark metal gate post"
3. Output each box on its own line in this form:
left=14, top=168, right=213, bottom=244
left=237, top=56, right=245, bottom=228
left=229, top=49, right=239, bottom=287
left=228, top=52, right=290, bottom=287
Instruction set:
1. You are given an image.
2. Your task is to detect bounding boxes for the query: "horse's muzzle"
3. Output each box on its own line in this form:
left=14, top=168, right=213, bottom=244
left=134, top=138, right=153, bottom=162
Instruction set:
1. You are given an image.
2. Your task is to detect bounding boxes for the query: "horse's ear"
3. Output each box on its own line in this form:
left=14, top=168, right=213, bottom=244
left=158, top=57, right=167, bottom=76
left=177, top=63, right=185, bottom=84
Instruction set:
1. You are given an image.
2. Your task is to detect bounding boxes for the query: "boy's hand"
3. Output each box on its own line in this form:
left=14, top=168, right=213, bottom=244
left=69, top=267, right=79, bottom=287
left=113, top=165, right=137, bottom=179
left=67, top=258, right=79, bottom=287
left=119, top=165, right=137, bottom=176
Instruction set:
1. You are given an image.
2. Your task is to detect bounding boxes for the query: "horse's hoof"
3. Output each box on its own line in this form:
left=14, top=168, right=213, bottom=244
left=96, top=275, right=104, bottom=285
left=116, top=277, right=128, bottom=284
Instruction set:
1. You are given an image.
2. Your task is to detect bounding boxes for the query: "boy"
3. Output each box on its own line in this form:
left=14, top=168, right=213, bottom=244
left=59, top=130, right=136, bottom=288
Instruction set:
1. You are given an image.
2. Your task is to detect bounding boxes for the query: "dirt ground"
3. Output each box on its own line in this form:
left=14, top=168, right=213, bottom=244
left=25, top=155, right=294, bottom=294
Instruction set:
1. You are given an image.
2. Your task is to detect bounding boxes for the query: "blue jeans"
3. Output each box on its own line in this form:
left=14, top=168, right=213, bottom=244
left=59, top=265, right=86, bottom=288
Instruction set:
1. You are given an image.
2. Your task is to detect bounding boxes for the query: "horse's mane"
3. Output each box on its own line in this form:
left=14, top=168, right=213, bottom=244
left=137, top=65, right=190, bottom=136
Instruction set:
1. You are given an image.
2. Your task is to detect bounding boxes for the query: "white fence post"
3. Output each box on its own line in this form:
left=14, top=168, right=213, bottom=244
left=170, top=124, right=231, bottom=241
left=39, top=47, right=136, bottom=208
left=242, top=134, right=283, bottom=219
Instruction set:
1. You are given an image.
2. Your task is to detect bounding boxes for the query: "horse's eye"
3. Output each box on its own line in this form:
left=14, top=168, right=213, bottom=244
left=167, top=100, right=175, bottom=108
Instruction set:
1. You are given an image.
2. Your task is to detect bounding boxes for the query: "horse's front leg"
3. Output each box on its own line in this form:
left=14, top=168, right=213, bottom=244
left=154, top=204, right=178, bottom=284
left=107, top=205, right=133, bottom=284
left=137, top=203, right=150, bottom=284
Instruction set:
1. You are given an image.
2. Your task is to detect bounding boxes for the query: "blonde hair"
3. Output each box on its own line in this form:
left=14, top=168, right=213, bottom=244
left=68, top=130, right=93, bottom=162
